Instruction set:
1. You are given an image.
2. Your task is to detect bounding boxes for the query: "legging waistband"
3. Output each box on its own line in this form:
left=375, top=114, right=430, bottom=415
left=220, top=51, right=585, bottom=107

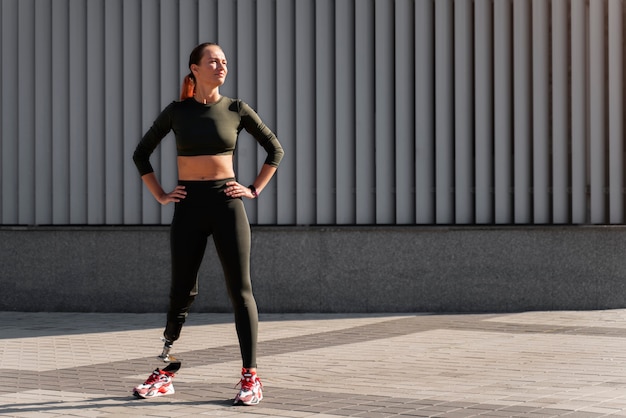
left=178, top=178, right=235, bottom=190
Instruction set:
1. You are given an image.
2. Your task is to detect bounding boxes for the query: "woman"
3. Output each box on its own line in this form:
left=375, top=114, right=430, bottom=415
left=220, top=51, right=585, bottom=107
left=132, top=42, right=283, bottom=405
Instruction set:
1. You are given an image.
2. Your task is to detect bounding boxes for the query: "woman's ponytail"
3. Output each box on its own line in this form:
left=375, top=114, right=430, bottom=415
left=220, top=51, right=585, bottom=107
left=180, top=73, right=195, bottom=100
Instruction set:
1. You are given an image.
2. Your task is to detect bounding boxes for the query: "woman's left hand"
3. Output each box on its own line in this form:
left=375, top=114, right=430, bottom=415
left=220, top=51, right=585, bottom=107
left=225, top=181, right=256, bottom=199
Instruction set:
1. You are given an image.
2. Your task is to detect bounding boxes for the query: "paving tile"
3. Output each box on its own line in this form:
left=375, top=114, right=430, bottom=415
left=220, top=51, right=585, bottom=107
left=2, top=311, right=626, bottom=417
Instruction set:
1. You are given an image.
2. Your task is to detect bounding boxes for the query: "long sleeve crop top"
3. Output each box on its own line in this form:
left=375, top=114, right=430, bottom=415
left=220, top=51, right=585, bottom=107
left=133, top=97, right=284, bottom=176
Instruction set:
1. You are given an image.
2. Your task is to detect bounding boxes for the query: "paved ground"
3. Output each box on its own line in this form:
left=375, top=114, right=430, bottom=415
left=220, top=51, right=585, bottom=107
left=2, top=310, right=626, bottom=417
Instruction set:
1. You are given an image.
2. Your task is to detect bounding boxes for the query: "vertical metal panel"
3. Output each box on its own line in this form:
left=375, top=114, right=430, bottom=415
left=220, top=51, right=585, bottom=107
left=532, top=0, right=551, bottom=224
left=275, top=0, right=297, bottom=224
left=513, top=0, right=532, bottom=223
left=0, top=2, right=2, bottom=223
left=51, top=0, right=71, bottom=224
left=395, top=0, right=415, bottom=224
left=589, top=0, right=607, bottom=224
left=295, top=0, right=316, bottom=224
left=494, top=0, right=513, bottom=224
left=0, top=0, right=9, bottom=223
left=198, top=0, right=218, bottom=42
left=552, top=0, right=570, bottom=224
left=435, top=0, right=454, bottom=224
left=354, top=0, right=376, bottom=224
left=454, top=0, right=474, bottom=224
left=374, top=0, right=396, bottom=224
left=18, top=0, right=35, bottom=224
left=474, top=0, right=494, bottom=224
left=86, top=0, right=105, bottom=224
left=256, top=0, right=278, bottom=224
left=608, top=0, right=624, bottom=224
left=414, top=0, right=435, bottom=224
left=105, top=0, right=124, bottom=224
left=179, top=0, right=198, bottom=68
left=69, top=0, right=88, bottom=224
left=571, top=0, right=588, bottom=224
left=2, top=0, right=626, bottom=227
left=139, top=0, right=161, bottom=224
left=335, top=0, right=356, bottom=224
left=2, top=0, right=19, bottom=222
left=35, top=0, right=53, bottom=224
left=122, top=0, right=143, bottom=224
left=315, top=0, right=336, bottom=224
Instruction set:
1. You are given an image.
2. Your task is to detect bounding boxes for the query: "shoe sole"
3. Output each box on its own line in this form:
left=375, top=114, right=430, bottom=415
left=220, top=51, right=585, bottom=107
left=234, top=391, right=263, bottom=406
left=134, top=385, right=175, bottom=399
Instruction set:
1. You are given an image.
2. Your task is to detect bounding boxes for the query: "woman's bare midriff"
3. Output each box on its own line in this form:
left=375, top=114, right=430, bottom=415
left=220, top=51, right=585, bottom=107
left=177, top=155, right=235, bottom=180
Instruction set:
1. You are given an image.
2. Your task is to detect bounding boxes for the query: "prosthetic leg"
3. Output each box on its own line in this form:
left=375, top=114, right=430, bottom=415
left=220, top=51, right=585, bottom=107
left=158, top=337, right=178, bottom=363
left=159, top=320, right=183, bottom=363
left=132, top=323, right=182, bottom=398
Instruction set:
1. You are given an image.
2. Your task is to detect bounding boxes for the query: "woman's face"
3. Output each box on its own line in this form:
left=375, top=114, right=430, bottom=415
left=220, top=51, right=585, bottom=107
left=192, top=45, right=228, bottom=88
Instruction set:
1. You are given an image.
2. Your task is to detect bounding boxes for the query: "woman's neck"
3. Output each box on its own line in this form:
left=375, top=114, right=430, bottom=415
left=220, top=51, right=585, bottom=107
left=193, top=88, right=221, bottom=105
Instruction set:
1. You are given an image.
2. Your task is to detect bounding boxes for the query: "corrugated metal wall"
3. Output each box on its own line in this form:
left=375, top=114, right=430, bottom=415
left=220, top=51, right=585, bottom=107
left=0, top=0, right=623, bottom=226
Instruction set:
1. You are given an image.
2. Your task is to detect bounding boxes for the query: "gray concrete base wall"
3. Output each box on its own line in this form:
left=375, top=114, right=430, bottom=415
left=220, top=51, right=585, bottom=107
left=2, top=226, right=625, bottom=313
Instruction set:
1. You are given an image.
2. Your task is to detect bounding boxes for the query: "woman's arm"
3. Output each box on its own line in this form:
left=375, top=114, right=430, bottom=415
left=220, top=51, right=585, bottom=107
left=141, top=172, right=187, bottom=205
left=250, top=164, right=278, bottom=195
left=224, top=164, right=277, bottom=200
left=224, top=100, right=284, bottom=200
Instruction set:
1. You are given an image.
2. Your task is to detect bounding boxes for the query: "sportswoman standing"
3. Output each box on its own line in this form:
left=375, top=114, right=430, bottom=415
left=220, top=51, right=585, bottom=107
left=132, top=42, right=284, bottom=405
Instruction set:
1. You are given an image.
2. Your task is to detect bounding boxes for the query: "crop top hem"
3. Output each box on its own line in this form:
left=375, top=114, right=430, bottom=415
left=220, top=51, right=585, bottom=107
left=177, top=150, right=234, bottom=157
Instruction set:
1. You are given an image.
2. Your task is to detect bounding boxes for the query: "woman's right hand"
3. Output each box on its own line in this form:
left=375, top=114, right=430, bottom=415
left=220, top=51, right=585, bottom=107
left=157, top=185, right=187, bottom=205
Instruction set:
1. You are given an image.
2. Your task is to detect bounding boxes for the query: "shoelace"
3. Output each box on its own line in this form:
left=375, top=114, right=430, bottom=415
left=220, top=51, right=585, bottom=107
left=238, top=374, right=262, bottom=391
left=143, top=369, right=173, bottom=385
left=142, top=370, right=162, bottom=385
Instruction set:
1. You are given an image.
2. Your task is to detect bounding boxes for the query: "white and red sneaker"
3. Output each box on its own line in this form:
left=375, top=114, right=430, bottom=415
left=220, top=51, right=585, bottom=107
left=133, top=368, right=176, bottom=398
left=233, top=368, right=263, bottom=405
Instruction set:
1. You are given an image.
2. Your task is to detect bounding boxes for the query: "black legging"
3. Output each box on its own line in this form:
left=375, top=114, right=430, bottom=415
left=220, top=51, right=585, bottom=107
left=164, top=178, right=258, bottom=369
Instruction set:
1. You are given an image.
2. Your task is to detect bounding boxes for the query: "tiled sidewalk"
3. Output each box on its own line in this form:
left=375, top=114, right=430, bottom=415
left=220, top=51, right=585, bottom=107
left=2, top=310, right=626, bottom=417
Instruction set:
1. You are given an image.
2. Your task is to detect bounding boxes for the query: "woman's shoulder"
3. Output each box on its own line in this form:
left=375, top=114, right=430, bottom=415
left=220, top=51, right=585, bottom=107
left=157, top=99, right=187, bottom=113
left=223, top=97, right=258, bottom=115
left=173, top=98, right=195, bottom=107
left=165, top=98, right=208, bottom=114
left=220, top=96, right=246, bottom=113
left=221, top=96, right=240, bottom=106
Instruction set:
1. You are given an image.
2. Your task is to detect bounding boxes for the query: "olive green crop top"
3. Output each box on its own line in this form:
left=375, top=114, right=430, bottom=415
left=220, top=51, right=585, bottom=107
left=133, top=97, right=284, bottom=176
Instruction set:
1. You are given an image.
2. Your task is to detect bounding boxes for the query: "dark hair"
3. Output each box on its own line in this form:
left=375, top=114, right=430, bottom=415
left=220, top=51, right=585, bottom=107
left=180, top=42, right=221, bottom=100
